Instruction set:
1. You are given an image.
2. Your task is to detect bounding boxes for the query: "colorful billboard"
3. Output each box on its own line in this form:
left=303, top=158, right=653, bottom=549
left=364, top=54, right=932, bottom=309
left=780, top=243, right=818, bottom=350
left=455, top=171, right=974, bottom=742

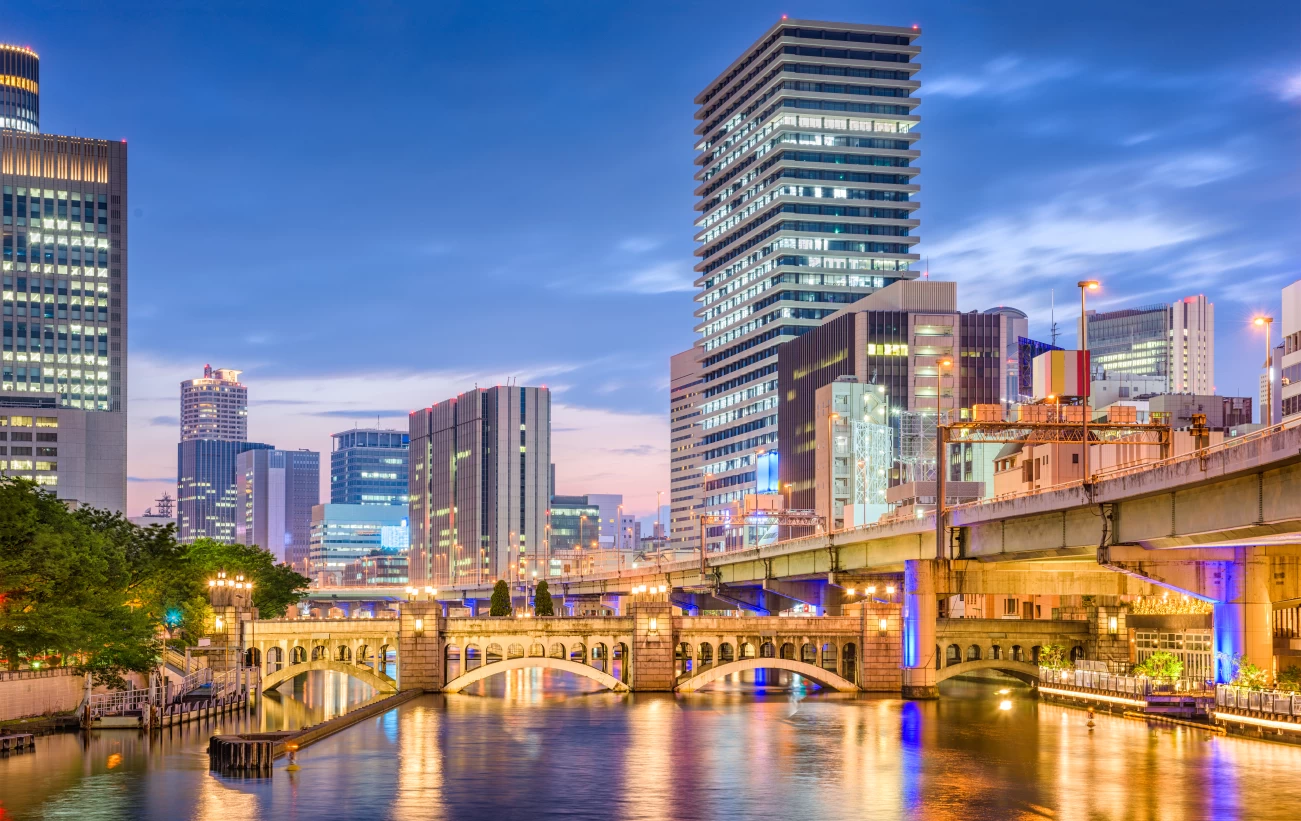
left=1032, top=350, right=1090, bottom=399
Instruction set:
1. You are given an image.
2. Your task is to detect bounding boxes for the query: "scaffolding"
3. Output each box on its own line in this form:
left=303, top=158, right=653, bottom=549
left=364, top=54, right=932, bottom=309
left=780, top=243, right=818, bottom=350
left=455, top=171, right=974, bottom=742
left=896, top=409, right=938, bottom=483
left=851, top=417, right=892, bottom=510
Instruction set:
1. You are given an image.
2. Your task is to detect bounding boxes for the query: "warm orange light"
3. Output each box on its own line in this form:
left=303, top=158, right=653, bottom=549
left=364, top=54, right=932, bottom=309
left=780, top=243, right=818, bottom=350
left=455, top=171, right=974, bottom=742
left=1078, top=279, right=1100, bottom=290
left=1254, top=316, right=1272, bottom=327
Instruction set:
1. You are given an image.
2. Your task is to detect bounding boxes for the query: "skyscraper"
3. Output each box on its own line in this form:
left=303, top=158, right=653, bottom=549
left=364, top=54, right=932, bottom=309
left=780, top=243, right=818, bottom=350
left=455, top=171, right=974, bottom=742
left=236, top=448, right=320, bottom=564
left=668, top=348, right=703, bottom=550
left=177, top=439, right=271, bottom=543
left=1, top=43, right=128, bottom=512
left=181, top=365, right=247, bottom=441
left=330, top=427, right=409, bottom=505
left=1086, top=295, right=1215, bottom=399
left=692, top=20, right=921, bottom=551
left=409, top=386, right=551, bottom=587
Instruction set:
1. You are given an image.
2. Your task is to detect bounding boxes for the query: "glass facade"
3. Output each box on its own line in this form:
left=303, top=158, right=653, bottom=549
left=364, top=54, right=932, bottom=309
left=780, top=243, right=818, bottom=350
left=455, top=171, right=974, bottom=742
left=180, top=366, right=247, bottom=441
left=1087, top=305, right=1171, bottom=383
left=236, top=448, right=320, bottom=565
left=0, top=45, right=39, bottom=133
left=309, top=503, right=409, bottom=582
left=692, top=21, right=921, bottom=551
left=330, top=427, right=409, bottom=505
left=177, top=440, right=273, bottom=544
left=548, top=495, right=601, bottom=552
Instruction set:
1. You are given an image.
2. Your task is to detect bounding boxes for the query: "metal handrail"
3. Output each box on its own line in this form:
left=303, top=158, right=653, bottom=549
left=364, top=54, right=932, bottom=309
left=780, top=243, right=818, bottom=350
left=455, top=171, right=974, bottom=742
left=88, top=686, right=152, bottom=718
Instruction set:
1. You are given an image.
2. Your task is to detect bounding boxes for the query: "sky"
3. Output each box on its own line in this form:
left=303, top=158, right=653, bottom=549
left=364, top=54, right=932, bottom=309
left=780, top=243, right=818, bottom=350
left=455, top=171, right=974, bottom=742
left=6, top=0, right=1300, bottom=518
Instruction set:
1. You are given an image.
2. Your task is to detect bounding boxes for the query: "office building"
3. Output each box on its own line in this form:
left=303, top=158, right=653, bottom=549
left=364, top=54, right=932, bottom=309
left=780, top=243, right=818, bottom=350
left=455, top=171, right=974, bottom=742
left=409, top=386, right=551, bottom=587
left=1086, top=295, right=1215, bottom=400
left=180, top=365, right=247, bottom=441
left=1146, top=394, right=1252, bottom=430
left=691, top=21, right=922, bottom=546
left=668, top=348, right=704, bottom=550
left=984, top=307, right=1028, bottom=404
left=1282, top=279, right=1301, bottom=422
left=236, top=448, right=320, bottom=564
left=330, top=427, right=409, bottom=505
left=776, top=280, right=1009, bottom=531
left=585, top=493, right=624, bottom=548
left=341, top=551, right=409, bottom=587
left=1, top=44, right=128, bottom=511
left=1171, top=295, right=1214, bottom=394
left=549, top=494, right=601, bottom=553
left=309, top=503, right=409, bottom=584
left=177, top=439, right=271, bottom=543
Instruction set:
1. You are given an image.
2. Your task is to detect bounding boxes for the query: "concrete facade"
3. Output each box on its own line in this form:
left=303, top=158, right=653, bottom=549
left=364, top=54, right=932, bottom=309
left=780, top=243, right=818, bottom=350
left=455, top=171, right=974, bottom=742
left=236, top=448, right=319, bottom=564
left=180, top=365, right=247, bottom=442
left=669, top=348, right=703, bottom=551
left=0, top=406, right=125, bottom=512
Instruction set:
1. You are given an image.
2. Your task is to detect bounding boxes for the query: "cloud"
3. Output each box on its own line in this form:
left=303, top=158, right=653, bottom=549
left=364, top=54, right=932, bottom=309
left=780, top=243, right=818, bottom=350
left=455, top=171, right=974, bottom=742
left=1148, top=152, right=1239, bottom=189
left=308, top=409, right=409, bottom=419
left=608, top=261, right=696, bottom=294
left=1275, top=70, right=1301, bottom=102
left=127, top=356, right=669, bottom=518
left=148, top=415, right=179, bottom=427
left=618, top=237, right=660, bottom=253
left=927, top=55, right=1078, bottom=99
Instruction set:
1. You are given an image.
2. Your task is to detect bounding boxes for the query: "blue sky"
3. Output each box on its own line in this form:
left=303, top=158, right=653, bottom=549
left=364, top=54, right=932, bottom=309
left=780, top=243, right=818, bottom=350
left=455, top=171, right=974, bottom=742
left=6, top=1, right=1299, bottom=516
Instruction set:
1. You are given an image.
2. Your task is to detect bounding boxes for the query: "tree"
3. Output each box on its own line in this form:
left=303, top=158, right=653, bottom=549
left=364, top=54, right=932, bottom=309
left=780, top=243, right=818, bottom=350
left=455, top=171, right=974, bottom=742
left=1277, top=665, right=1301, bottom=692
left=1038, top=644, right=1071, bottom=670
left=1133, top=651, right=1184, bottom=681
left=490, top=580, right=512, bottom=616
left=533, top=579, right=554, bottom=617
left=0, top=478, right=159, bottom=685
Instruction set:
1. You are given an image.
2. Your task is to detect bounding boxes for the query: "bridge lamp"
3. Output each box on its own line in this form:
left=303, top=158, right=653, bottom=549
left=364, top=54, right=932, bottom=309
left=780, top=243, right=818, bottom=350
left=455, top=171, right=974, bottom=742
left=658, top=585, right=667, bottom=594
left=214, top=615, right=224, bottom=631
left=414, top=617, right=424, bottom=636
left=886, top=584, right=896, bottom=597
left=208, top=579, right=216, bottom=587
left=1108, top=615, right=1118, bottom=635
left=878, top=618, right=888, bottom=636
left=866, top=585, right=876, bottom=596
left=847, top=587, right=856, bottom=596
left=648, top=617, right=659, bottom=634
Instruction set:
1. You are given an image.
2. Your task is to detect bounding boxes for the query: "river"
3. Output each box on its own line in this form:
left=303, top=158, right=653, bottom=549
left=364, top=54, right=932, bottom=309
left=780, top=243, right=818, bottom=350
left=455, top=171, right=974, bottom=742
left=3, top=671, right=1300, bottom=820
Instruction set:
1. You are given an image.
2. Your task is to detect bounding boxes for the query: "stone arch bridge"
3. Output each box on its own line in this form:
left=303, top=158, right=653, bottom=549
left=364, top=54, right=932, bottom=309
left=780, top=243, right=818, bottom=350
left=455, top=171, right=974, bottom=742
left=237, top=601, right=1091, bottom=695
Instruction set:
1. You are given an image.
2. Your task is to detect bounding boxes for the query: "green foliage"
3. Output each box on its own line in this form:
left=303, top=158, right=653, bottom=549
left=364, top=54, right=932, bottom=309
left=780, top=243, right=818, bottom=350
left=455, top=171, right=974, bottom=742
left=489, top=580, right=512, bottom=616
left=0, top=479, right=160, bottom=685
left=0, top=478, right=311, bottom=684
left=1277, top=665, right=1301, bottom=692
left=533, top=579, right=554, bottom=617
left=1038, top=644, right=1071, bottom=670
left=1232, top=658, right=1272, bottom=690
left=1133, top=651, right=1184, bottom=680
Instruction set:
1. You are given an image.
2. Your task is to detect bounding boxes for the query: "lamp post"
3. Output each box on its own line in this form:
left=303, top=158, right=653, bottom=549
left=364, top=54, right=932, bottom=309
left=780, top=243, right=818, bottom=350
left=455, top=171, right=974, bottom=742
left=1255, top=316, right=1275, bottom=427
left=1078, top=280, right=1100, bottom=485
left=827, top=412, right=840, bottom=533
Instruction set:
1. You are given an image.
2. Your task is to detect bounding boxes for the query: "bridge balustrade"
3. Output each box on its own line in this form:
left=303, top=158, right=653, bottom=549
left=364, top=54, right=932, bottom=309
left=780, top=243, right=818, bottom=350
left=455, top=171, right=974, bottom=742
left=1216, top=685, right=1301, bottom=717
left=1042, top=667, right=1208, bottom=697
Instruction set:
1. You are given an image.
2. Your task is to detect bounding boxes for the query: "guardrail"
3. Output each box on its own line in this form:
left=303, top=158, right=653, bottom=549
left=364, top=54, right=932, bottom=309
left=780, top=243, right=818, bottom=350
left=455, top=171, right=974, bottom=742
left=175, top=666, right=212, bottom=698
left=88, top=686, right=153, bottom=719
left=1039, top=667, right=1209, bottom=697
left=1216, top=685, right=1301, bottom=717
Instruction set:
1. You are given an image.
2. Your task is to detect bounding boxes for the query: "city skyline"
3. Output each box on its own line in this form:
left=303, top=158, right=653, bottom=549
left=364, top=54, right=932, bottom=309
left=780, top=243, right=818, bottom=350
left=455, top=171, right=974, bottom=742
left=2, top=1, right=1295, bottom=518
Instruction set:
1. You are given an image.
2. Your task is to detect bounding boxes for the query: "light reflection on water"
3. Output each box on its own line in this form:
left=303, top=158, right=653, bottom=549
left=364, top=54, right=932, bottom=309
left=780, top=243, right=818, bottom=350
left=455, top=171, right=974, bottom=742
left=3, top=670, right=1301, bottom=820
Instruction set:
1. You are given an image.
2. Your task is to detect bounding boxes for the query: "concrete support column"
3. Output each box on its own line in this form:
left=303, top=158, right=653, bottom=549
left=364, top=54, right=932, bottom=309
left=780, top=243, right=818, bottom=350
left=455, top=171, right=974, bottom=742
left=397, top=601, right=443, bottom=692
left=1088, top=606, right=1129, bottom=668
left=859, top=600, right=903, bottom=692
left=630, top=601, right=676, bottom=691
left=902, top=559, right=939, bottom=699
left=1214, top=547, right=1273, bottom=683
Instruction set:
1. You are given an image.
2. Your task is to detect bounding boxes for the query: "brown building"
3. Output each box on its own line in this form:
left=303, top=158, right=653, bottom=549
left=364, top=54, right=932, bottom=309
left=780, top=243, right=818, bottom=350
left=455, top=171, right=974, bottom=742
left=776, top=281, right=1011, bottom=518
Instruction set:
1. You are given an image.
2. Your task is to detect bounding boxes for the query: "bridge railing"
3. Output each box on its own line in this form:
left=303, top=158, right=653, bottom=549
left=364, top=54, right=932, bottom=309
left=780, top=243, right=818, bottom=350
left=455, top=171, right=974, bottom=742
left=175, top=666, right=213, bottom=697
left=1216, top=685, right=1301, bottom=716
left=1040, top=667, right=1208, bottom=697
left=88, top=686, right=153, bottom=719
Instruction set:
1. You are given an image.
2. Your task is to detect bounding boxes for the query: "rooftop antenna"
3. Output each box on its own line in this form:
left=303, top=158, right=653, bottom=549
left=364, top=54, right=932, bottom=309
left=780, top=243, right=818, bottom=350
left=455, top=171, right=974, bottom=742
left=1049, top=288, right=1060, bottom=347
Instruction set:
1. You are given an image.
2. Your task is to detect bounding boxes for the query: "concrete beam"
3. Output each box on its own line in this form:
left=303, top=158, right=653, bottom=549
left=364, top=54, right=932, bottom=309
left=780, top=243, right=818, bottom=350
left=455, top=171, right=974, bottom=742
left=936, top=560, right=1158, bottom=597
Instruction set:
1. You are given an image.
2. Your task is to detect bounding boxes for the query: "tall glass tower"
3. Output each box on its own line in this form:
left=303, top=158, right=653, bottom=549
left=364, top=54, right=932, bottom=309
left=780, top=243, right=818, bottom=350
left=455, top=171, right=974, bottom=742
left=0, top=44, right=39, bottom=133
left=691, top=20, right=921, bottom=551
left=330, top=427, right=409, bottom=505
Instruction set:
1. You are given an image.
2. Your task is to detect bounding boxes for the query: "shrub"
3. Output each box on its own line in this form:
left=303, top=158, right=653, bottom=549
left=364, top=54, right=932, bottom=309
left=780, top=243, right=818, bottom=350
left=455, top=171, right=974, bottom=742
left=1038, top=644, right=1071, bottom=670
left=533, top=579, right=554, bottom=617
left=1133, top=651, right=1184, bottom=680
left=489, top=580, right=512, bottom=617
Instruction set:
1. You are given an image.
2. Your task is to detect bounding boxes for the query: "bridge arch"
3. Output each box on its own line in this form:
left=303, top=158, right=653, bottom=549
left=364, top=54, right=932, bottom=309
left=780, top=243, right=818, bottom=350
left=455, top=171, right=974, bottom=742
left=261, top=658, right=398, bottom=693
left=933, top=659, right=1040, bottom=685
left=676, top=657, right=859, bottom=693
left=442, top=656, right=630, bottom=693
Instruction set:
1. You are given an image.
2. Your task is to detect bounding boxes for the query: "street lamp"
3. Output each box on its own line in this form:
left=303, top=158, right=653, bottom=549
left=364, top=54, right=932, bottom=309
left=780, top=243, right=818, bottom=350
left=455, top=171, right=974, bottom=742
left=1078, top=280, right=1100, bottom=485
left=1255, top=316, right=1275, bottom=427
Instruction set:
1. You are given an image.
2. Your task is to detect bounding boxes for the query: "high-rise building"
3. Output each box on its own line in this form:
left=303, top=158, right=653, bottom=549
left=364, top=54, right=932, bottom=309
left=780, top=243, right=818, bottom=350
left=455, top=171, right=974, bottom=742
left=776, top=280, right=1010, bottom=530
left=1171, top=295, right=1214, bottom=395
left=0, top=44, right=128, bottom=512
left=984, top=306, right=1028, bottom=404
left=409, top=386, right=551, bottom=587
left=177, top=439, right=271, bottom=543
left=668, top=348, right=703, bottom=550
left=236, top=448, right=320, bottom=564
left=330, top=427, right=409, bottom=505
left=585, top=493, right=623, bottom=548
left=1281, top=279, right=1301, bottom=423
left=309, top=502, right=409, bottom=584
left=180, top=365, right=247, bottom=441
left=1086, top=295, right=1215, bottom=399
left=692, top=20, right=921, bottom=550
left=548, top=494, right=601, bottom=553
left=0, top=45, right=39, bottom=133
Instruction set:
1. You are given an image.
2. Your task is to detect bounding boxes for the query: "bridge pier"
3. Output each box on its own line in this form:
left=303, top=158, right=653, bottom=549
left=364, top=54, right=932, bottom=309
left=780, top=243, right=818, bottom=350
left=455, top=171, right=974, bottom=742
left=397, top=601, right=443, bottom=692
left=858, top=599, right=903, bottom=691
left=1214, top=547, right=1274, bottom=682
left=902, top=559, right=939, bottom=699
left=629, top=601, right=675, bottom=691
